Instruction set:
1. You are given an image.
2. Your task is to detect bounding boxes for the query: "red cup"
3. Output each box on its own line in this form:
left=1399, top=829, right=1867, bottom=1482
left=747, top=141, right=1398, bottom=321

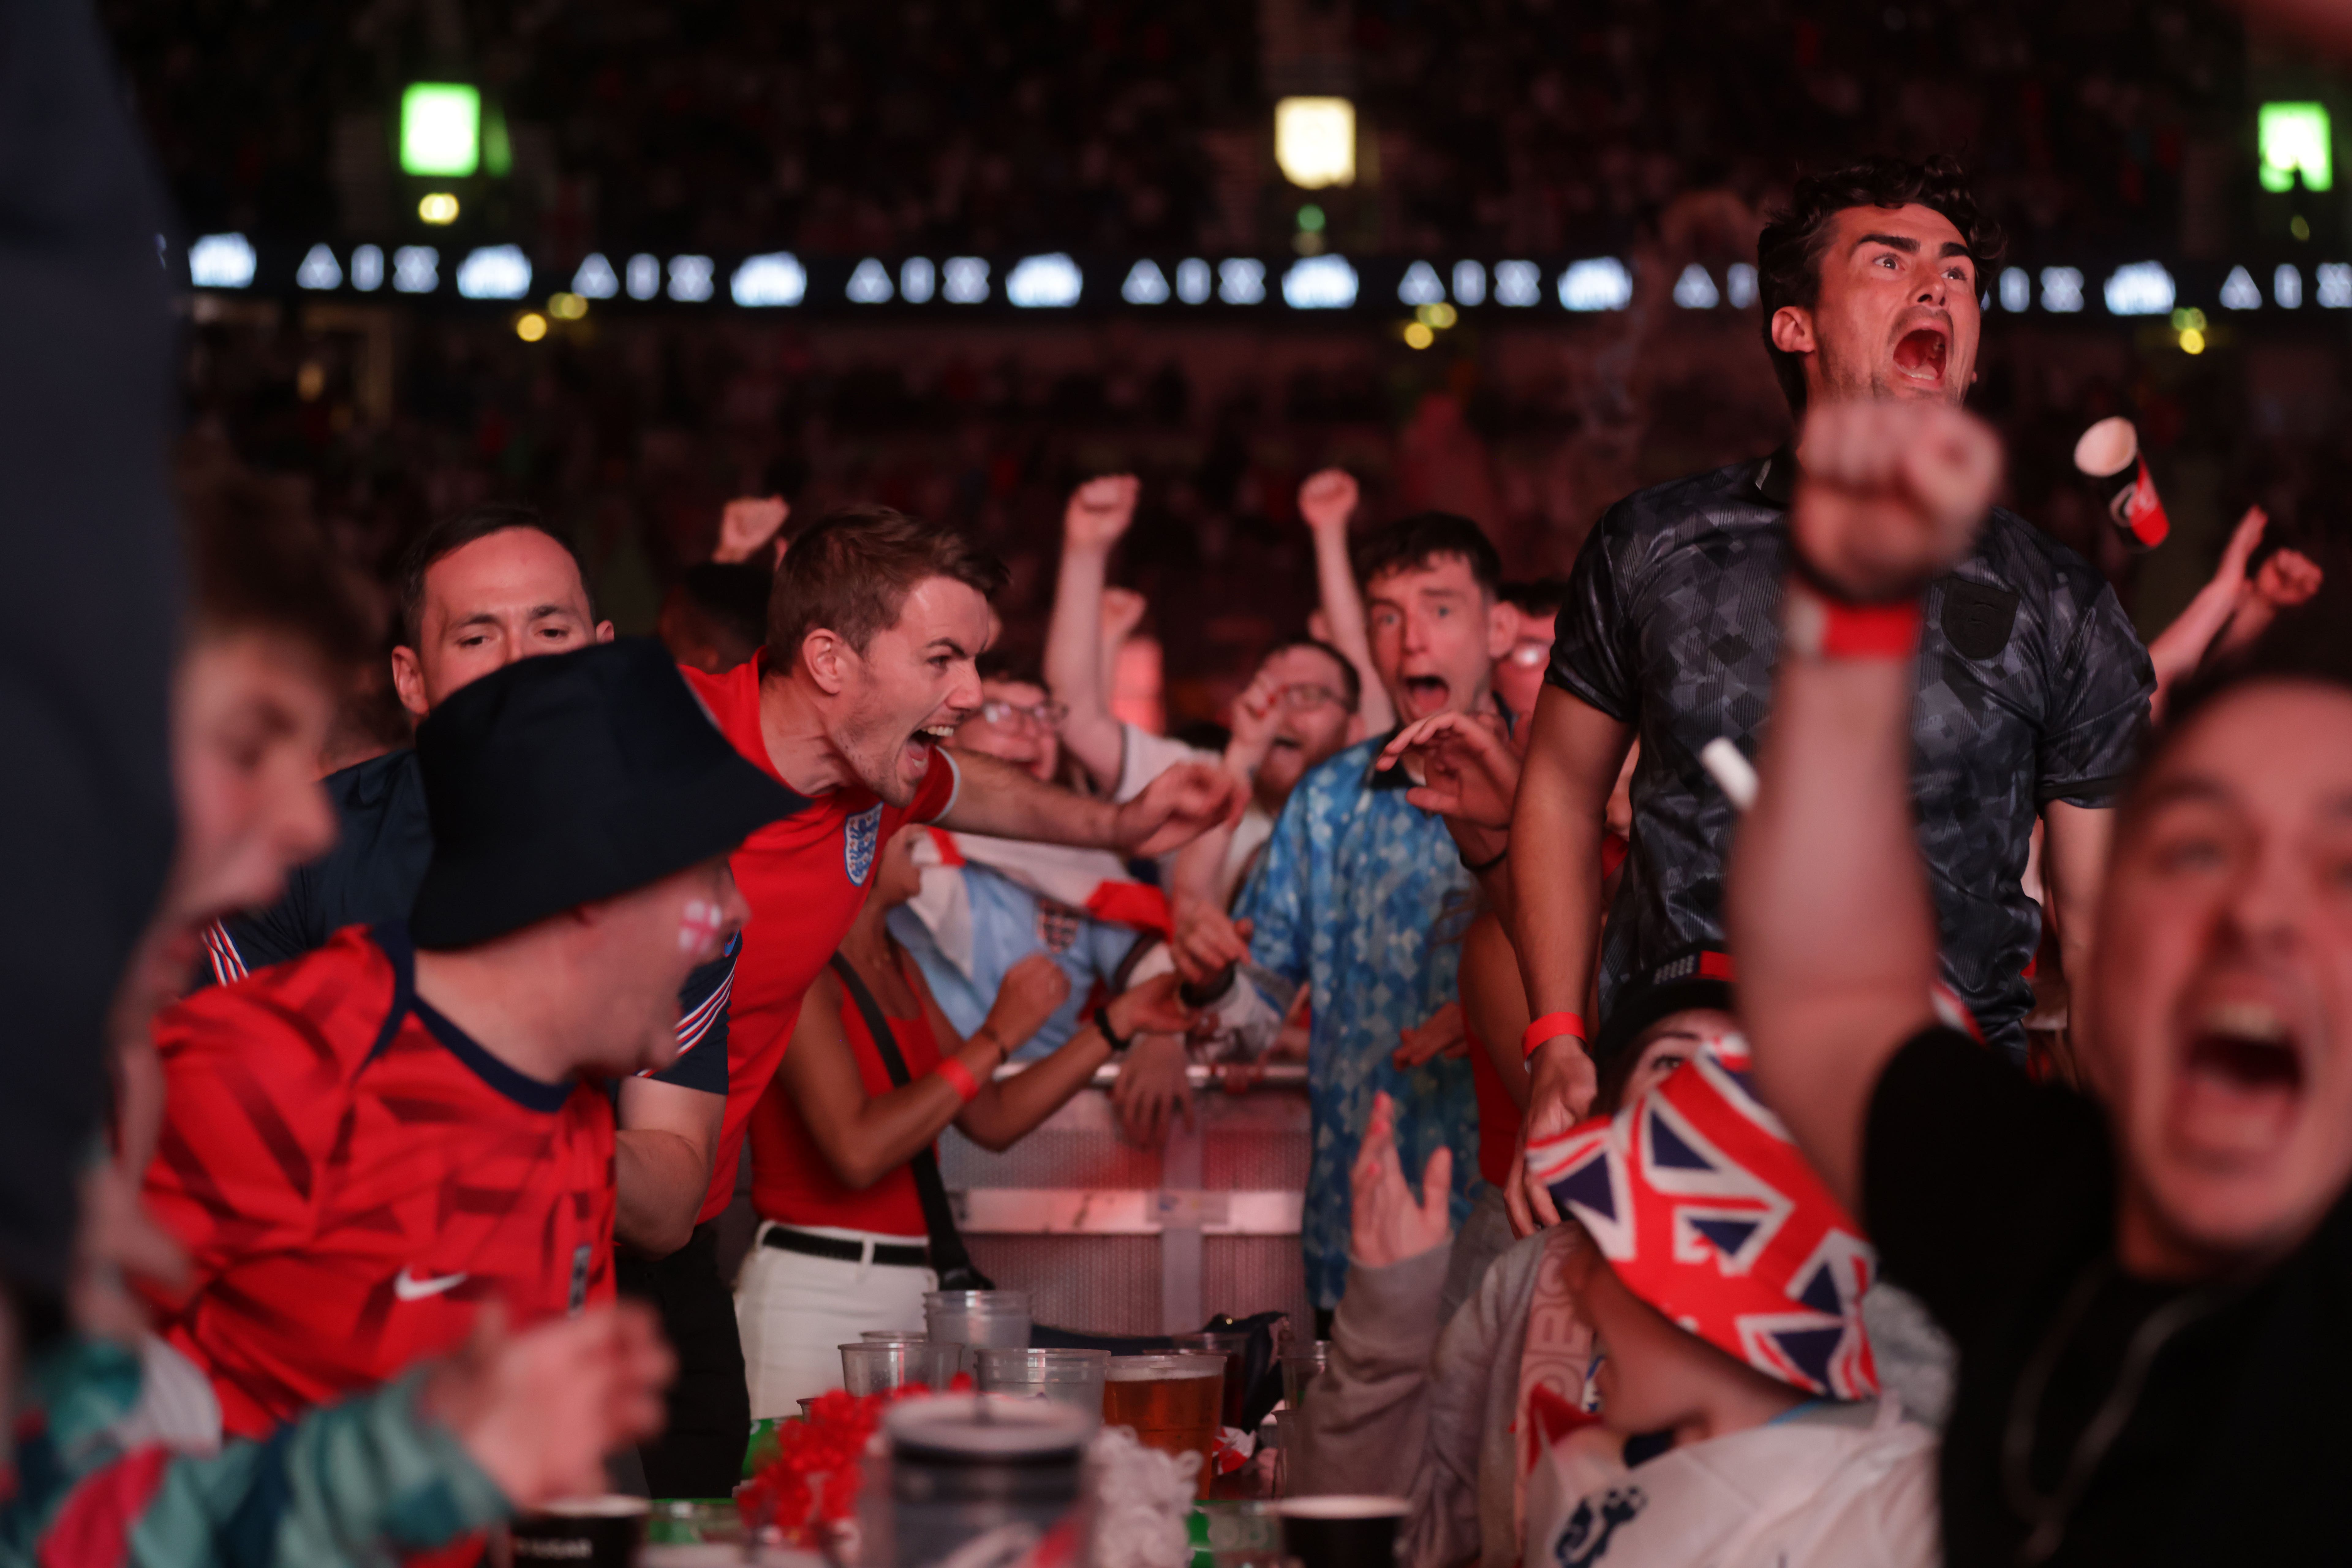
left=2072, top=417, right=2169, bottom=549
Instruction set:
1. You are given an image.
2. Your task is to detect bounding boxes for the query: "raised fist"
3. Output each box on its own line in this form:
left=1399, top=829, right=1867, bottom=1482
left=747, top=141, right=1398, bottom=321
left=1791, top=401, right=2001, bottom=601
left=1298, top=469, right=1360, bottom=533
left=1065, top=475, right=1142, bottom=550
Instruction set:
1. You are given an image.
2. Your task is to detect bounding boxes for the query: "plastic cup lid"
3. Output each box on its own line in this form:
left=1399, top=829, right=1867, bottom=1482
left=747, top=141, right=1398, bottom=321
left=530, top=1496, right=651, bottom=1519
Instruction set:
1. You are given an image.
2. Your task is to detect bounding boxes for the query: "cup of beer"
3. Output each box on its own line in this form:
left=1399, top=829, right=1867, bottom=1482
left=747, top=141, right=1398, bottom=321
left=1104, top=1353, right=1226, bottom=1499
left=1275, top=1495, right=1410, bottom=1568
left=1281, top=1340, right=1331, bottom=1412
left=1169, top=1330, right=1254, bottom=1430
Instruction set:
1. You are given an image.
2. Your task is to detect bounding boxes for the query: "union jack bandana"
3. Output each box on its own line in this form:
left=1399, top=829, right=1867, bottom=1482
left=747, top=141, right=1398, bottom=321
left=1523, top=1034, right=1879, bottom=1400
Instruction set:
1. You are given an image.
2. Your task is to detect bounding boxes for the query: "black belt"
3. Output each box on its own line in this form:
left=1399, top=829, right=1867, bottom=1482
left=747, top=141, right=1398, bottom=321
left=760, top=1226, right=930, bottom=1269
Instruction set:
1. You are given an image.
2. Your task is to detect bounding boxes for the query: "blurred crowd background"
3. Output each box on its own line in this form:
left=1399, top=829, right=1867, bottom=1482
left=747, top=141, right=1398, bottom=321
left=117, top=0, right=2352, bottom=746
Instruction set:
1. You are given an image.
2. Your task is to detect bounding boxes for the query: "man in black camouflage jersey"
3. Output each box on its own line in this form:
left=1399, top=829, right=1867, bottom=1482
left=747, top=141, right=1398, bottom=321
left=1505, top=155, right=2153, bottom=1229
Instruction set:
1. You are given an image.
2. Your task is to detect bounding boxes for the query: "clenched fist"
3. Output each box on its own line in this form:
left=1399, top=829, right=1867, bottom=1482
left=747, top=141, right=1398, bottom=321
left=1791, top=401, right=2001, bottom=602
left=1065, top=475, right=1142, bottom=551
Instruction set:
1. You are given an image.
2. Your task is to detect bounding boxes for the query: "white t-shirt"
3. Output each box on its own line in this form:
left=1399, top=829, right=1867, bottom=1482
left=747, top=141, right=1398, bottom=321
left=1113, top=722, right=1219, bottom=803
left=1527, top=1399, right=1937, bottom=1568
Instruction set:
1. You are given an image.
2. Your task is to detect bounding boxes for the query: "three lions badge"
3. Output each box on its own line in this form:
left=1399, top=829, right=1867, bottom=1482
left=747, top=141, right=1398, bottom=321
left=844, top=803, right=883, bottom=886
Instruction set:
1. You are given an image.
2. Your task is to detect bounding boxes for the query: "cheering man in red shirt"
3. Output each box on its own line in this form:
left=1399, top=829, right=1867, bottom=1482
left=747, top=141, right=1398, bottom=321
left=680, top=504, right=1242, bottom=1253
left=143, top=640, right=803, bottom=1438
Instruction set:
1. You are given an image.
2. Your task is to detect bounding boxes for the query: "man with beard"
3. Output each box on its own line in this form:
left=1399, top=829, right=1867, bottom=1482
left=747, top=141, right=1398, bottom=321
left=1731, top=395, right=2352, bottom=1564
left=1507, top=156, right=2153, bottom=1226
left=676, top=502, right=1240, bottom=1306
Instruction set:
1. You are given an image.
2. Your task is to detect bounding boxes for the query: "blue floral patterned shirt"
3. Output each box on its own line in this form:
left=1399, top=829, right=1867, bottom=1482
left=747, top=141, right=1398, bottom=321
left=1235, top=734, right=1484, bottom=1310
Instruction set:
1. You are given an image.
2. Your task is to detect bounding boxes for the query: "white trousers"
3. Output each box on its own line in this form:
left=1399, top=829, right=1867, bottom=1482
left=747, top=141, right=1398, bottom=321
left=733, top=1221, right=937, bottom=1419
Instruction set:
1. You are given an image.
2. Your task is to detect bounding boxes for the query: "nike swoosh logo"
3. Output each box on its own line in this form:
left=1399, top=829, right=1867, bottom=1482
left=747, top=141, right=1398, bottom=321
left=392, top=1268, right=468, bottom=1302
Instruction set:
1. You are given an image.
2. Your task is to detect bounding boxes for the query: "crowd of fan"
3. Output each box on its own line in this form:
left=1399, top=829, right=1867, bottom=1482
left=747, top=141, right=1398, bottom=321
left=15, top=18, right=2352, bottom=1559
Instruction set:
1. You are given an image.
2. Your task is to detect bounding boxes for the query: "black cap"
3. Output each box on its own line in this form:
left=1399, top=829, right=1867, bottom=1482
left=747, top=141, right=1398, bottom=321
left=1592, top=945, right=1738, bottom=1072
left=409, top=639, right=806, bottom=948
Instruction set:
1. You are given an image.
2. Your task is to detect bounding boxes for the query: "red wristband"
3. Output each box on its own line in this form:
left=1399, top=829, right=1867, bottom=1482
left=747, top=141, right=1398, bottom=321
left=936, top=1058, right=982, bottom=1104
left=1784, top=579, right=1922, bottom=660
left=1522, top=1012, right=1588, bottom=1058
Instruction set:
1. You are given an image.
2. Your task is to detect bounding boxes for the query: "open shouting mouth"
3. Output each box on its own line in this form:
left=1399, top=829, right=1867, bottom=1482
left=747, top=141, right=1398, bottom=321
left=1892, top=322, right=1950, bottom=387
left=2172, top=998, right=2309, bottom=1160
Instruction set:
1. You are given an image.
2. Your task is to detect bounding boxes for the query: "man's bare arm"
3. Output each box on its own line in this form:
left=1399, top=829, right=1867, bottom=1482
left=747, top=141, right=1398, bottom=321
left=2040, top=800, right=2113, bottom=1041
left=1725, top=399, right=2001, bottom=1211
left=1043, top=476, right=1140, bottom=791
left=1298, top=469, right=1397, bottom=735
left=1509, top=686, right=1634, bottom=1111
left=613, top=1078, right=724, bottom=1258
left=937, top=746, right=1243, bottom=858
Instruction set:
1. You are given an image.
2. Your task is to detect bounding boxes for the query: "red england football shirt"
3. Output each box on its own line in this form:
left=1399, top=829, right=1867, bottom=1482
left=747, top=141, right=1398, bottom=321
left=681, top=654, right=960, bottom=1224
left=142, top=923, right=617, bottom=1438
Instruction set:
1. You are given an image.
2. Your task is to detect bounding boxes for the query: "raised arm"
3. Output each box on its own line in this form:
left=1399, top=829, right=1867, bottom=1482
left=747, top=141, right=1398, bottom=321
left=937, top=746, right=1243, bottom=858
left=774, top=957, right=1068, bottom=1191
left=1725, top=399, right=1999, bottom=1210
left=1299, top=469, right=1397, bottom=735
left=1043, top=475, right=1141, bottom=792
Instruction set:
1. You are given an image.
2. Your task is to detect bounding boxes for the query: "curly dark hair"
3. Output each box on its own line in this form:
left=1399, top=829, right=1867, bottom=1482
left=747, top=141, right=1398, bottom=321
left=1756, top=155, right=2006, bottom=414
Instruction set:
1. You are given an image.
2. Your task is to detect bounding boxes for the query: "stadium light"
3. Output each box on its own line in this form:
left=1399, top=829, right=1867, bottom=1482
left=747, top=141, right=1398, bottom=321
left=731, top=253, right=807, bottom=307
left=626, top=254, right=660, bottom=300
left=847, top=258, right=894, bottom=303
left=1283, top=254, right=1357, bottom=309
left=900, top=258, right=937, bottom=303
left=418, top=193, right=460, bottom=225
left=1672, top=264, right=1720, bottom=309
left=943, top=257, right=990, bottom=303
left=1007, top=253, right=1083, bottom=307
left=1274, top=97, right=1356, bottom=189
left=392, top=246, right=438, bottom=293
left=667, top=255, right=715, bottom=302
left=572, top=254, right=619, bottom=299
left=2260, top=103, right=2332, bottom=193
left=400, top=84, right=481, bottom=178
left=2219, top=265, right=2261, bottom=311
left=1494, top=261, right=1540, bottom=307
left=2040, top=267, right=2085, bottom=313
left=1559, top=258, right=1633, bottom=312
left=2319, top=263, right=2352, bottom=307
left=456, top=245, right=531, bottom=300
left=2103, top=262, right=2174, bottom=316
left=1998, top=267, right=2031, bottom=312
left=1176, top=259, right=1212, bottom=304
left=2277, top=264, right=2304, bottom=308
left=189, top=233, right=256, bottom=289
left=1398, top=261, right=1445, bottom=306
left=351, top=245, right=384, bottom=292
left=1453, top=261, right=1486, bottom=306
left=1218, top=259, right=1266, bottom=304
left=1122, top=260, right=1170, bottom=305
left=296, top=244, right=342, bottom=290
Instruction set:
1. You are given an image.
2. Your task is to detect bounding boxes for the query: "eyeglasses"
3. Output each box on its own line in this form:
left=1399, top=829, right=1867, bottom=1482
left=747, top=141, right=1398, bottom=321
left=1273, top=682, right=1343, bottom=711
left=973, top=698, right=1068, bottom=732
left=1504, top=642, right=1550, bottom=669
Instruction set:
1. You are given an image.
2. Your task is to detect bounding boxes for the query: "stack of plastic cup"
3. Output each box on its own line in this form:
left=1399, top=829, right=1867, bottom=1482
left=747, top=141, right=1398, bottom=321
left=974, top=1347, right=1110, bottom=1426
left=862, top=1328, right=922, bottom=1342
left=923, top=1289, right=1031, bottom=1369
left=840, top=1339, right=962, bottom=1396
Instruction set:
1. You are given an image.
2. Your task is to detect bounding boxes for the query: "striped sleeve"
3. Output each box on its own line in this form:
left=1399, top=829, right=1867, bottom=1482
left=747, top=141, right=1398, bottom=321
left=642, top=942, right=733, bottom=1094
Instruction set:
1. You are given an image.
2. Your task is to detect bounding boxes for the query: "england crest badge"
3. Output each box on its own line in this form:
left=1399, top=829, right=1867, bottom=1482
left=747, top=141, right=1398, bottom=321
left=844, top=804, right=883, bottom=886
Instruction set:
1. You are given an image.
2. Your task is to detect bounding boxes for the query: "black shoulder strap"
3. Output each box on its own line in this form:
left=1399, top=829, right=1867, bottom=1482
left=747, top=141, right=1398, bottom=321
left=826, top=954, right=991, bottom=1290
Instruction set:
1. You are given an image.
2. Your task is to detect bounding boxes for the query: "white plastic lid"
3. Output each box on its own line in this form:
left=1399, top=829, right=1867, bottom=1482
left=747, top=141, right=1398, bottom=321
left=884, top=1393, right=1091, bottom=1457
